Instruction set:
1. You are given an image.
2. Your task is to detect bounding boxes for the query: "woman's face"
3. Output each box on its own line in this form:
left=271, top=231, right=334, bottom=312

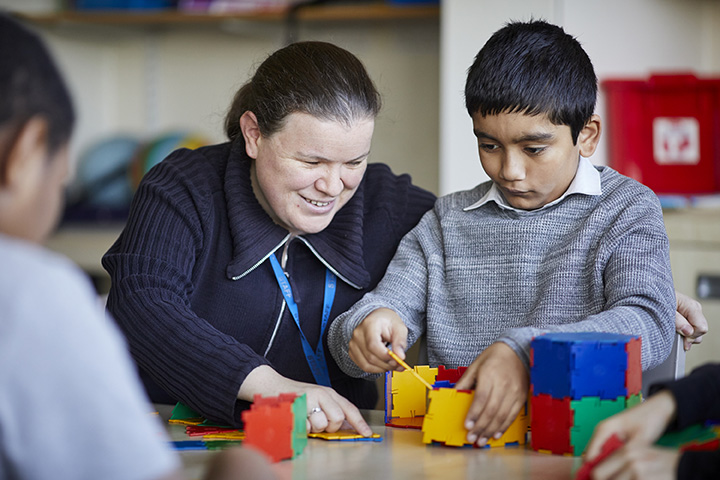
left=245, top=112, right=374, bottom=235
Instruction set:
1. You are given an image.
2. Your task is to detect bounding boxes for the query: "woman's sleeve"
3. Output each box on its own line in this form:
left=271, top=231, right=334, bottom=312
left=102, top=154, right=268, bottom=426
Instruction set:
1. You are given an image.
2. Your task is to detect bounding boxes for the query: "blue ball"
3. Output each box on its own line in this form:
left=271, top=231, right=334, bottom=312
left=74, top=136, right=139, bottom=208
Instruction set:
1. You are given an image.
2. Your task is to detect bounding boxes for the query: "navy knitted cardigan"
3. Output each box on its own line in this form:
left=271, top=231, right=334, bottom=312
left=102, top=140, right=436, bottom=426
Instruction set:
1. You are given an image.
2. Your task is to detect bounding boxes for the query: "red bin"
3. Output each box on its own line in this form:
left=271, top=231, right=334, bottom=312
left=601, top=74, right=720, bottom=194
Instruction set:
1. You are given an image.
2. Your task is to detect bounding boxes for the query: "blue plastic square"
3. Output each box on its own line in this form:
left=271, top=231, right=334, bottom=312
left=531, top=332, right=639, bottom=400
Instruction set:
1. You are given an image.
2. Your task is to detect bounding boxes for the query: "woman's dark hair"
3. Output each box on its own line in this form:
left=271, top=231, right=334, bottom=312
left=0, top=13, right=75, bottom=155
left=465, top=20, right=597, bottom=144
left=225, top=41, right=381, bottom=141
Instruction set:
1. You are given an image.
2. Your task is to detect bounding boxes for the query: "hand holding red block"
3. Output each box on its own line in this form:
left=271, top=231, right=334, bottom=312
left=575, top=434, right=625, bottom=480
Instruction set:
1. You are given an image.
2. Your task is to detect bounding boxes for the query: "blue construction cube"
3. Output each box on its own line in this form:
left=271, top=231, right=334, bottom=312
left=531, top=332, right=640, bottom=400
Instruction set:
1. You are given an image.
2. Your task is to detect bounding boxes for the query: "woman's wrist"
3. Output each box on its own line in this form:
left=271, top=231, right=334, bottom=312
left=237, top=365, right=287, bottom=401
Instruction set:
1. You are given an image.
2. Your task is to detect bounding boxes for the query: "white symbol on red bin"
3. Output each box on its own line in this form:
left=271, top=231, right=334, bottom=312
left=652, top=117, right=700, bottom=165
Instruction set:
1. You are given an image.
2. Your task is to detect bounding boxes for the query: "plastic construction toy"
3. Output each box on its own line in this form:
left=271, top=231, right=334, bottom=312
left=168, top=402, right=204, bottom=426
left=384, top=364, right=483, bottom=430
left=242, top=393, right=308, bottom=462
left=574, top=433, right=624, bottom=480
left=170, top=440, right=243, bottom=451
left=530, top=332, right=642, bottom=456
left=308, top=430, right=383, bottom=442
left=656, top=423, right=720, bottom=452
left=435, top=365, right=468, bottom=384
left=421, top=387, right=529, bottom=448
left=384, top=365, right=438, bottom=429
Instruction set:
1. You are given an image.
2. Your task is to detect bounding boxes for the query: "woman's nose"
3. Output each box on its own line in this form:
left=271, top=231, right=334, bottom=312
left=315, top=165, right=344, bottom=196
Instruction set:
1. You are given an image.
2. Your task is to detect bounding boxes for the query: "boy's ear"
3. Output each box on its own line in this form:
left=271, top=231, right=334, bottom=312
left=0, top=117, right=49, bottom=188
left=578, top=114, right=601, bottom=158
left=239, top=111, right=261, bottom=159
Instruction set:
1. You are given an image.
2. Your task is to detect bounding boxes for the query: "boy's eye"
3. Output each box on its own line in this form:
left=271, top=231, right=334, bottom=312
left=479, top=143, right=499, bottom=152
left=525, top=146, right=546, bottom=155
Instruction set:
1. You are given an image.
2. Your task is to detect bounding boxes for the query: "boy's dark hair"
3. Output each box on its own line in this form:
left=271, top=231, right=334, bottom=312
left=225, top=41, right=381, bottom=142
left=0, top=13, right=75, bottom=155
left=465, top=20, right=597, bottom=144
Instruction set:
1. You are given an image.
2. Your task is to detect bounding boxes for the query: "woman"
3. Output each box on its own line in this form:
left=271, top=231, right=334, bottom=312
left=104, top=40, right=706, bottom=435
left=102, top=41, right=436, bottom=434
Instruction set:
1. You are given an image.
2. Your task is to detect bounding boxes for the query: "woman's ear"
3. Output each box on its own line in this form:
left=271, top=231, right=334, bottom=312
left=578, top=114, right=602, bottom=158
left=0, top=117, right=48, bottom=189
left=239, top=111, right=261, bottom=159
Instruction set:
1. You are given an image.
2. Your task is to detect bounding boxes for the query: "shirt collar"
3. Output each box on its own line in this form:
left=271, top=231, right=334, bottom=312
left=463, top=157, right=602, bottom=213
left=224, top=141, right=370, bottom=289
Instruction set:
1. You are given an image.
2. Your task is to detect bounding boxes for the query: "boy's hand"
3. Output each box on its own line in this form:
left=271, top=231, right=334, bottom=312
left=348, top=308, right=407, bottom=373
left=454, top=342, right=529, bottom=446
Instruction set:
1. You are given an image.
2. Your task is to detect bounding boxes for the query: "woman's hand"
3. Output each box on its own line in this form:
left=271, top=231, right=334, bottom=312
left=238, top=365, right=372, bottom=436
left=348, top=308, right=408, bottom=373
left=674, top=290, right=708, bottom=351
left=454, top=342, right=529, bottom=446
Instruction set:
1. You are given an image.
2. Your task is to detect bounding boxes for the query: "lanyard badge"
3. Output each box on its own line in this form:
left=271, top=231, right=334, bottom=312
left=269, top=253, right=335, bottom=387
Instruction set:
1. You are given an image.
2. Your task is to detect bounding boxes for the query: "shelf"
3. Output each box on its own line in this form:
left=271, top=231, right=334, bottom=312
left=16, top=3, right=440, bottom=25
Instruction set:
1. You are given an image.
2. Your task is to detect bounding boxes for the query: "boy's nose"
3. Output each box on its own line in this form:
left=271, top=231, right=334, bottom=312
left=500, top=154, right=526, bottom=182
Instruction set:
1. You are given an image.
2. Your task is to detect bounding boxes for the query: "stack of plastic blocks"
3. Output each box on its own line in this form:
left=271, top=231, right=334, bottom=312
left=421, top=379, right=529, bottom=448
left=530, top=332, right=642, bottom=456
left=241, top=393, right=308, bottom=462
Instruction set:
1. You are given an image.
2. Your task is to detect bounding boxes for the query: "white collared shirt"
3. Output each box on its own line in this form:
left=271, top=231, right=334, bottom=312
left=463, top=157, right=603, bottom=213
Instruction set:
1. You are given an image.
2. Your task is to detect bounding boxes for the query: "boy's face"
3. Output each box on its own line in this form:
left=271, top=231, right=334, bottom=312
left=29, top=145, right=69, bottom=244
left=0, top=120, right=70, bottom=244
left=471, top=111, right=600, bottom=210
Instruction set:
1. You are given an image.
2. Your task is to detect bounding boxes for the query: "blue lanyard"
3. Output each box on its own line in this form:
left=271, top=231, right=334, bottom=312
left=268, top=253, right=336, bottom=387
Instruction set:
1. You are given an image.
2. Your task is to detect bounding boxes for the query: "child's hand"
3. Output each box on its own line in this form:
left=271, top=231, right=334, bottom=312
left=585, top=390, right=677, bottom=461
left=587, top=445, right=680, bottom=480
left=454, top=342, right=529, bottom=446
left=348, top=308, right=407, bottom=373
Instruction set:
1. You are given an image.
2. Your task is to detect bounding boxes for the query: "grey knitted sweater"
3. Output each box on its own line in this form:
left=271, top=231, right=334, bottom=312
left=328, top=166, right=676, bottom=377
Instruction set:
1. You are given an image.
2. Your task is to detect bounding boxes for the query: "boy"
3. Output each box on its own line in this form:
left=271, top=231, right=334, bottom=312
left=328, top=20, right=675, bottom=448
left=0, top=14, right=274, bottom=480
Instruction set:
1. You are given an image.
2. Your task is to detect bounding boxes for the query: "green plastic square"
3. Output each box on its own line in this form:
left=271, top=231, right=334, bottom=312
left=170, top=402, right=203, bottom=420
left=627, top=393, right=642, bottom=408
left=570, top=396, right=625, bottom=456
left=656, top=424, right=719, bottom=448
left=291, top=394, right=308, bottom=456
